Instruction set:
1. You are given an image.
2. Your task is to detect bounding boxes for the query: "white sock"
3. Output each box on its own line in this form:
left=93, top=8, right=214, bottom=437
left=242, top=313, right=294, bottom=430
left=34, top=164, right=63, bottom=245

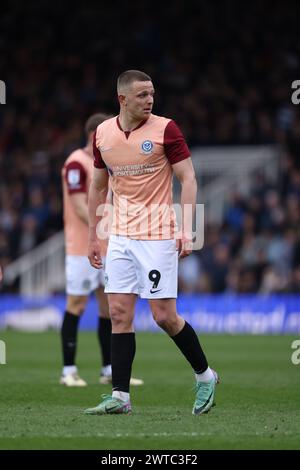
left=63, top=365, right=77, bottom=376
left=112, top=391, right=130, bottom=403
left=195, top=367, right=214, bottom=383
left=101, top=365, right=112, bottom=377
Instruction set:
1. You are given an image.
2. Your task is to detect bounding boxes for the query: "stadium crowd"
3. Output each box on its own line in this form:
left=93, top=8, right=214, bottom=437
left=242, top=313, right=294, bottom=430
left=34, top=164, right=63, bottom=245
left=1, top=1, right=300, bottom=293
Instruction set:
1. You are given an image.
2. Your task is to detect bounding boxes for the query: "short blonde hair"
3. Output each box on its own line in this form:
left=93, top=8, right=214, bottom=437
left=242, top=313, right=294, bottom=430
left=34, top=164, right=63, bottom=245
left=117, top=70, right=152, bottom=93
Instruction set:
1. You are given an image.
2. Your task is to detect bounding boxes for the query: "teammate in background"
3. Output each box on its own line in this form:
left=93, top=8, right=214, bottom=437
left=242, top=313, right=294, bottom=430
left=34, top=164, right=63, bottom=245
left=84, top=70, right=218, bottom=415
left=60, top=113, right=144, bottom=387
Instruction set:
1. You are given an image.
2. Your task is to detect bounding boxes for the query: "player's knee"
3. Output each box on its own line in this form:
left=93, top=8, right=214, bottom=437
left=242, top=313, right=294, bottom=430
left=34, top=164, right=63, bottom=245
left=152, top=307, right=177, bottom=331
left=98, top=300, right=110, bottom=319
left=99, top=308, right=110, bottom=319
left=67, top=297, right=87, bottom=316
left=109, top=302, right=130, bottom=327
left=155, top=315, right=168, bottom=330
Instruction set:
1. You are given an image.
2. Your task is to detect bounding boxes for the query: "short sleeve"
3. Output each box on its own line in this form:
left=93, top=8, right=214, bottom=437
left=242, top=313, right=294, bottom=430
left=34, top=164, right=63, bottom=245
left=93, top=131, right=106, bottom=169
left=65, top=161, right=87, bottom=194
left=164, top=120, right=191, bottom=165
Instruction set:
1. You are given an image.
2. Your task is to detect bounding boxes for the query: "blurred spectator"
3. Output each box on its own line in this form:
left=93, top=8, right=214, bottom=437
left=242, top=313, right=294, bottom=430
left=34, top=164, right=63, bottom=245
left=26, top=187, right=49, bottom=228
left=259, top=266, right=286, bottom=294
left=178, top=254, right=203, bottom=294
left=224, top=193, right=246, bottom=232
left=18, top=214, right=41, bottom=255
left=238, top=268, right=258, bottom=293
left=207, top=244, right=230, bottom=292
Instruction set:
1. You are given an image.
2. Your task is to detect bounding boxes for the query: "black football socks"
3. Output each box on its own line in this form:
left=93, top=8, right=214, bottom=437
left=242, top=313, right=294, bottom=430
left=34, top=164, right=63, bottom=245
left=171, top=321, right=208, bottom=374
left=98, top=317, right=112, bottom=367
left=111, top=332, right=136, bottom=392
left=61, top=311, right=80, bottom=366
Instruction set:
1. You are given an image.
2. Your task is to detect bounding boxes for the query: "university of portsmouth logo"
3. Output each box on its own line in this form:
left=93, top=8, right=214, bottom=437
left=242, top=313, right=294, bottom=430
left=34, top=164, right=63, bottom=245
left=141, top=140, right=153, bottom=154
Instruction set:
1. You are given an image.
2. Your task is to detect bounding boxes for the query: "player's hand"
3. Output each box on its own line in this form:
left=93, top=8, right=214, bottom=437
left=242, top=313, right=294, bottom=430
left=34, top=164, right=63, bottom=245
left=176, top=233, right=193, bottom=259
left=88, top=238, right=103, bottom=269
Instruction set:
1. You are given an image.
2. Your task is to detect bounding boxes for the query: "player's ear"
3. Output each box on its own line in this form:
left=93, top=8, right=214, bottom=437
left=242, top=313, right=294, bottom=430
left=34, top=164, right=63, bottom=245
left=118, top=94, right=127, bottom=106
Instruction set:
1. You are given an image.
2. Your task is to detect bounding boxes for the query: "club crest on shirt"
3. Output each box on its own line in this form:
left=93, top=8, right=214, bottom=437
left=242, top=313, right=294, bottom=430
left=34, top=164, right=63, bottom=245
left=141, top=140, right=153, bottom=154
left=67, top=169, right=80, bottom=186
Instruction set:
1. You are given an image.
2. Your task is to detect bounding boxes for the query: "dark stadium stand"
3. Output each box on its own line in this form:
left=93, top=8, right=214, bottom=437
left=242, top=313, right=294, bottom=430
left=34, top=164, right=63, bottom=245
left=1, top=0, right=300, bottom=293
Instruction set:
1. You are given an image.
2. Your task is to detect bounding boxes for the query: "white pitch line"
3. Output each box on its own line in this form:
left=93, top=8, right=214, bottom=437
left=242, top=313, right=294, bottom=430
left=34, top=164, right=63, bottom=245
left=4, top=430, right=296, bottom=439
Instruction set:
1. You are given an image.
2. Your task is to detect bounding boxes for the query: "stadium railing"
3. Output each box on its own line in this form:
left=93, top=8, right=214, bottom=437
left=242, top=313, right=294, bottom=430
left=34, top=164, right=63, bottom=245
left=3, top=231, right=65, bottom=297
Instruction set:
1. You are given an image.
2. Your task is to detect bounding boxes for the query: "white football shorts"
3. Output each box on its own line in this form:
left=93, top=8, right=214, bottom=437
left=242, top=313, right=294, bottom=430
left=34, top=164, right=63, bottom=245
left=66, top=255, right=105, bottom=296
left=104, top=235, right=178, bottom=299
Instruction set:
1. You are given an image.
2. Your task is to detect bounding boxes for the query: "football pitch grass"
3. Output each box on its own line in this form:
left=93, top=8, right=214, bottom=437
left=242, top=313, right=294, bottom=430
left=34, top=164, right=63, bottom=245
left=0, top=331, right=299, bottom=450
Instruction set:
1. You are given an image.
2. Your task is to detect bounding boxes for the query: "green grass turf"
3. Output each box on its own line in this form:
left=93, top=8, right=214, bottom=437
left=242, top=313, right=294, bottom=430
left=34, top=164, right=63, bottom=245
left=0, top=331, right=299, bottom=450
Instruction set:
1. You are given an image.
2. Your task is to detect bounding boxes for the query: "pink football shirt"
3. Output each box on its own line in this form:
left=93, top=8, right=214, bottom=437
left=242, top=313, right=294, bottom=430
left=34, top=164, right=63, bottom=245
left=62, top=149, right=92, bottom=256
left=93, top=114, right=190, bottom=239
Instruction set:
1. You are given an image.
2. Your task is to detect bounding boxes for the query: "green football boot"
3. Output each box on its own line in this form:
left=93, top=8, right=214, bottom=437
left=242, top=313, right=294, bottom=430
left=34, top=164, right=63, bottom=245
left=84, top=394, right=132, bottom=415
left=192, top=369, right=219, bottom=416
